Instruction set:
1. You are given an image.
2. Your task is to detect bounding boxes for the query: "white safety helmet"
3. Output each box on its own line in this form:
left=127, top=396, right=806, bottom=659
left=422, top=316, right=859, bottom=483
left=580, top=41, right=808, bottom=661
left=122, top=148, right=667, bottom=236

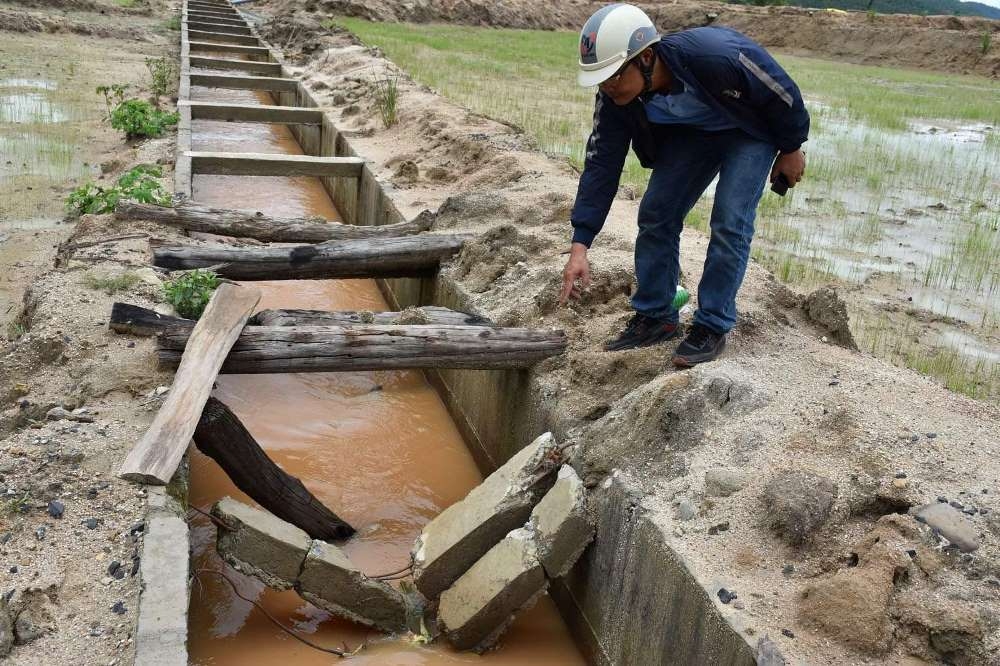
left=577, top=3, right=661, bottom=87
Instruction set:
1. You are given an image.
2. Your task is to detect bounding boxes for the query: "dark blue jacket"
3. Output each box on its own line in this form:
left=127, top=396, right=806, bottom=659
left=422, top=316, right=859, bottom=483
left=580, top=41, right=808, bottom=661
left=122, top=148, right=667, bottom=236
left=570, top=26, right=810, bottom=248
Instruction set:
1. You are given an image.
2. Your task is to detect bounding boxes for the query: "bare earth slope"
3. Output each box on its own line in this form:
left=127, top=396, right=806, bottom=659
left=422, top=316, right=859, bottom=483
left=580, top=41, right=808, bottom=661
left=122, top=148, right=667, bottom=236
left=258, top=7, right=1000, bottom=663
left=300, top=0, right=1000, bottom=78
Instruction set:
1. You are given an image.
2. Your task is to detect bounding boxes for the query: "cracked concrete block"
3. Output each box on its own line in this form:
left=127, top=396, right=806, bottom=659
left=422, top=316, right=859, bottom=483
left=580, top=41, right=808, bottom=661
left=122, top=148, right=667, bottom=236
left=412, top=432, right=561, bottom=599
left=298, top=539, right=409, bottom=634
left=212, top=497, right=310, bottom=590
left=438, top=528, right=548, bottom=652
left=528, top=465, right=594, bottom=578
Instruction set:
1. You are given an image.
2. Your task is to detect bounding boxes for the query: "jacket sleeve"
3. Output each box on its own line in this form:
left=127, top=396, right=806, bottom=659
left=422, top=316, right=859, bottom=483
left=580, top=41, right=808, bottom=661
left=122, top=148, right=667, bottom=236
left=734, top=51, right=809, bottom=154
left=569, top=92, right=631, bottom=248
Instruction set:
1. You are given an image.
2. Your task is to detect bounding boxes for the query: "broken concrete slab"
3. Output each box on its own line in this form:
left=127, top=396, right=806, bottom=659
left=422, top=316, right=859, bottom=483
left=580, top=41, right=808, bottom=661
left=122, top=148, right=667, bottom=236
left=438, top=527, right=548, bottom=652
left=297, top=539, right=409, bottom=634
left=912, top=502, right=979, bottom=552
left=412, top=432, right=561, bottom=600
left=528, top=465, right=594, bottom=579
left=212, top=497, right=310, bottom=589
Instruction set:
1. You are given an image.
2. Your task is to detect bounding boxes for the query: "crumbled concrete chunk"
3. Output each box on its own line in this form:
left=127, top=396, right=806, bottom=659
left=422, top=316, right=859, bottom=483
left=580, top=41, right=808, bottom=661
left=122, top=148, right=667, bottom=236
left=298, top=540, right=408, bottom=634
left=212, top=497, right=310, bottom=590
left=528, top=465, right=593, bottom=578
left=438, top=528, right=547, bottom=652
left=762, top=471, right=837, bottom=544
left=412, top=432, right=561, bottom=599
left=913, top=502, right=979, bottom=552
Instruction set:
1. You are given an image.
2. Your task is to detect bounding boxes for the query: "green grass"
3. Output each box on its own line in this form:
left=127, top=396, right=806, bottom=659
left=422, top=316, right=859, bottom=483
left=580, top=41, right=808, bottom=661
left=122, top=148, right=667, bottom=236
left=83, top=271, right=140, bottom=294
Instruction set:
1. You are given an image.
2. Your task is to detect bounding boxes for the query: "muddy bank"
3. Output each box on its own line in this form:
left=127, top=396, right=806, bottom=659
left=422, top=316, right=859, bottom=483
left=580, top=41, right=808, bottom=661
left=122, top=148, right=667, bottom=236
left=277, top=0, right=1000, bottom=78
left=261, top=10, right=1000, bottom=663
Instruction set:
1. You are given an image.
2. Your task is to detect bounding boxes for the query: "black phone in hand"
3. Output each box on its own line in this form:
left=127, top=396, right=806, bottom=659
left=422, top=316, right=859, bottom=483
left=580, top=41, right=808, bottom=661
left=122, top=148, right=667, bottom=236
left=771, top=172, right=790, bottom=196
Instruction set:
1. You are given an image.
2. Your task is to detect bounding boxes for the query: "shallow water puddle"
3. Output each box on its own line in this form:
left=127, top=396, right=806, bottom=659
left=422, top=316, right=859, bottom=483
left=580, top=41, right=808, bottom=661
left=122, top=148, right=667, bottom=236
left=186, top=91, right=584, bottom=664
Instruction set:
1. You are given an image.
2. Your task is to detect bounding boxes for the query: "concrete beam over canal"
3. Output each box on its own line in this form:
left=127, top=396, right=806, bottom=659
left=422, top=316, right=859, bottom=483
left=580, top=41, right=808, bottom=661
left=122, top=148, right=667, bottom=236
left=181, top=100, right=323, bottom=124
left=186, top=14, right=247, bottom=26
left=188, top=56, right=282, bottom=76
left=186, top=21, right=253, bottom=35
left=188, top=31, right=261, bottom=46
left=188, top=72, right=299, bottom=92
left=186, top=9, right=241, bottom=19
left=186, top=151, right=365, bottom=177
left=188, top=41, right=268, bottom=59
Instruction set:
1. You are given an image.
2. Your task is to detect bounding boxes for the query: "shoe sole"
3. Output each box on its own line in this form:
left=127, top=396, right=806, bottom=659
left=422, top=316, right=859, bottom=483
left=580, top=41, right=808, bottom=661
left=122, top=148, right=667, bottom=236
left=671, top=341, right=726, bottom=367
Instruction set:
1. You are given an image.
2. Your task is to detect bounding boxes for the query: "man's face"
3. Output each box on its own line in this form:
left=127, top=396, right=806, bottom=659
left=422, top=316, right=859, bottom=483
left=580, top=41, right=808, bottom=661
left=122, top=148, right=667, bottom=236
left=599, top=59, right=643, bottom=106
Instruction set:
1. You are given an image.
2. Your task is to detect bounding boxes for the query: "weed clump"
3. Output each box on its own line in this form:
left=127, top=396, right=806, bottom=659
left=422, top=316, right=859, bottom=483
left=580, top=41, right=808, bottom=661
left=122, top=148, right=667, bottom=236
left=97, top=83, right=128, bottom=120
left=372, top=74, right=400, bottom=128
left=110, top=99, right=178, bottom=140
left=67, top=164, right=170, bottom=215
left=84, top=271, right=140, bottom=294
left=146, top=57, right=177, bottom=98
left=163, top=269, right=220, bottom=319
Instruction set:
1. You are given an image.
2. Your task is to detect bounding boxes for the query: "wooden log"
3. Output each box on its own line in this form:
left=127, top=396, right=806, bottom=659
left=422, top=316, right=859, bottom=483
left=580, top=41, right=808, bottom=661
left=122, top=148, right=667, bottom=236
left=153, top=234, right=467, bottom=280
left=109, top=302, right=491, bottom=336
left=250, top=306, right=492, bottom=327
left=157, top=324, right=568, bottom=373
left=119, top=283, right=261, bottom=484
left=186, top=151, right=364, bottom=177
left=188, top=72, right=298, bottom=92
left=194, top=397, right=355, bottom=541
left=117, top=201, right=433, bottom=243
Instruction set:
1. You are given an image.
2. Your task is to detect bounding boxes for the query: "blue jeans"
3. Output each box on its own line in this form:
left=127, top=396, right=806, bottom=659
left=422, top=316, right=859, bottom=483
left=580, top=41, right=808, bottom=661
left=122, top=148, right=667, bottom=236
left=631, top=127, right=776, bottom=334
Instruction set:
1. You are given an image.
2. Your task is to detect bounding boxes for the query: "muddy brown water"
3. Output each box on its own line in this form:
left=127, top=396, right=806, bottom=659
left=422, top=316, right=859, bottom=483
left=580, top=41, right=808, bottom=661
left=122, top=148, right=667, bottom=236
left=186, top=89, right=584, bottom=664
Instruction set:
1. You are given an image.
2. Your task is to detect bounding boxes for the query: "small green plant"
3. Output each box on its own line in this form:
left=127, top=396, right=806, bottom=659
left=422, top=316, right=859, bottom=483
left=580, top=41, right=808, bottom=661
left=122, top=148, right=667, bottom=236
left=372, top=74, right=400, bottom=128
left=166, top=16, right=181, bottom=31
left=5, top=320, right=26, bottom=341
left=163, top=270, right=221, bottom=319
left=982, top=30, right=992, bottom=56
left=96, top=83, right=129, bottom=120
left=146, top=57, right=177, bottom=98
left=84, top=271, right=140, bottom=294
left=110, top=99, right=179, bottom=140
left=66, top=164, right=170, bottom=215
left=866, top=9, right=877, bottom=22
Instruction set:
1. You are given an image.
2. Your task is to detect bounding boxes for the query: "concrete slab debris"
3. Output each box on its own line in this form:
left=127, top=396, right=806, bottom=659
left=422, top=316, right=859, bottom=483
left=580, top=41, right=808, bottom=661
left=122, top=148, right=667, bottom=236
left=438, top=528, right=547, bottom=652
left=528, top=465, right=594, bottom=578
left=912, top=502, right=979, bottom=552
left=298, top=539, right=409, bottom=634
left=412, top=432, right=561, bottom=599
left=212, top=497, right=310, bottom=590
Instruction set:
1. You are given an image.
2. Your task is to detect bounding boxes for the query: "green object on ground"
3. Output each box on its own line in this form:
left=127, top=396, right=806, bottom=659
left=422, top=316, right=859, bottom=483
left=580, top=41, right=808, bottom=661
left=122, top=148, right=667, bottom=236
left=673, top=286, right=690, bottom=310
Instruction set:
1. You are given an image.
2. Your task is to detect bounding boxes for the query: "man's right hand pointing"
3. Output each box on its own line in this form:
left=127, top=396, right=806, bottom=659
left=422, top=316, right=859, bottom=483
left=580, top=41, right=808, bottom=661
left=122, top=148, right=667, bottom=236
left=559, top=242, right=591, bottom=305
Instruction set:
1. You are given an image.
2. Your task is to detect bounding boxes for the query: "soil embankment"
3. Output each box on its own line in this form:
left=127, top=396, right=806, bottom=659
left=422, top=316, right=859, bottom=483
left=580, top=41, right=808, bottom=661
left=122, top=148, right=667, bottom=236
left=295, top=0, right=1000, bottom=78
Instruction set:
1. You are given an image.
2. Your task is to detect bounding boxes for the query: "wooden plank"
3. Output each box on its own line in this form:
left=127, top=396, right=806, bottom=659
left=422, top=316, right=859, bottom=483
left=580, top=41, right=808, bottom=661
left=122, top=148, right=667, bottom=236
left=157, top=323, right=568, bottom=373
left=181, top=100, right=322, bottom=124
left=188, top=72, right=298, bottom=92
left=186, top=11, right=244, bottom=22
left=187, top=57, right=282, bottom=76
left=186, top=21, right=253, bottom=35
left=186, top=151, right=364, bottom=177
left=117, top=201, right=434, bottom=242
left=118, top=283, right=261, bottom=484
left=153, top=234, right=466, bottom=280
left=188, top=32, right=262, bottom=46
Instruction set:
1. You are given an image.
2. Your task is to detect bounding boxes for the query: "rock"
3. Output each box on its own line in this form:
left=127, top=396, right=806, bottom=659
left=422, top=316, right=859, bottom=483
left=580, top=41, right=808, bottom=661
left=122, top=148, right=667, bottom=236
left=802, top=286, right=858, bottom=350
left=756, top=635, right=786, bottom=666
left=47, top=500, right=64, bottom=519
left=297, top=540, right=408, bottom=633
left=82, top=518, right=99, bottom=529
left=12, top=592, right=55, bottom=645
left=705, top=468, right=750, bottom=497
left=438, top=528, right=548, bottom=652
left=0, top=599, right=12, bottom=657
left=133, top=267, right=162, bottom=286
left=762, top=471, right=838, bottom=544
left=708, top=522, right=730, bottom=535
left=894, top=590, right=983, bottom=664
left=913, top=503, right=979, bottom=552
left=704, top=374, right=768, bottom=415
left=212, top=497, right=311, bottom=590
left=110, top=601, right=126, bottom=615
left=45, top=407, right=93, bottom=423
left=412, top=433, right=561, bottom=599
left=393, top=160, right=419, bottom=182
left=676, top=498, right=697, bottom=521
left=526, top=465, right=594, bottom=579
left=717, top=588, right=737, bottom=604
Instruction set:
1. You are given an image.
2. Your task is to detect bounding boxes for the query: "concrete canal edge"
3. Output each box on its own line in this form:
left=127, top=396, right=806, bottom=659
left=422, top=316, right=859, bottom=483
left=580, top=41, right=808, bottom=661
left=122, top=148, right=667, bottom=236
left=132, top=1, right=759, bottom=663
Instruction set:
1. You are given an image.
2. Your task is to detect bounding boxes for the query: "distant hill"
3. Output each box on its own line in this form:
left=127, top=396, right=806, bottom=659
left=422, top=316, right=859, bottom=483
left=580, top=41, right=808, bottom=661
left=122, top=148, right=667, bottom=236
left=729, top=0, right=1000, bottom=19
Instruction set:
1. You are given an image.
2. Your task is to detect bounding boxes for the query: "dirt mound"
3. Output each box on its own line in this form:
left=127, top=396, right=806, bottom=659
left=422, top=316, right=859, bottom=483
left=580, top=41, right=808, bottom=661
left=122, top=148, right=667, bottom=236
left=274, top=0, right=1000, bottom=78
left=0, top=8, right=148, bottom=39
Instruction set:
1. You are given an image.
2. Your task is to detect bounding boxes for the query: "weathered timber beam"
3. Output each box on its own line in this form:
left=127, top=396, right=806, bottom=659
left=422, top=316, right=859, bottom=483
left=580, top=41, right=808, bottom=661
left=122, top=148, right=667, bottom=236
left=158, top=324, right=568, bottom=372
left=194, top=397, right=355, bottom=541
left=116, top=201, right=433, bottom=242
left=186, top=21, right=252, bottom=35
left=189, top=42, right=271, bottom=59
left=119, top=283, right=260, bottom=484
left=188, top=32, right=262, bottom=47
left=188, top=72, right=298, bottom=92
left=250, top=306, right=493, bottom=327
left=181, top=100, right=322, bottom=124
left=153, top=234, right=466, bottom=279
left=186, top=12, right=245, bottom=23
left=186, top=151, right=364, bottom=177
left=109, top=302, right=490, bottom=336
left=188, top=57, right=280, bottom=76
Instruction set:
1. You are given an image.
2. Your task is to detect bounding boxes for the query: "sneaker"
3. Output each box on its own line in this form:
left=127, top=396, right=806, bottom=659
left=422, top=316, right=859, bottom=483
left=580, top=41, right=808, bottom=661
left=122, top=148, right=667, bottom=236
left=604, top=314, right=683, bottom=352
left=671, top=323, right=726, bottom=367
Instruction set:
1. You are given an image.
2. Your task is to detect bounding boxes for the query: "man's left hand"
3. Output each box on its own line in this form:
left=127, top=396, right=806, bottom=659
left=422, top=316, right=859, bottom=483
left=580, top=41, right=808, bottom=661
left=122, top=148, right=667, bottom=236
left=771, top=149, right=806, bottom=188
